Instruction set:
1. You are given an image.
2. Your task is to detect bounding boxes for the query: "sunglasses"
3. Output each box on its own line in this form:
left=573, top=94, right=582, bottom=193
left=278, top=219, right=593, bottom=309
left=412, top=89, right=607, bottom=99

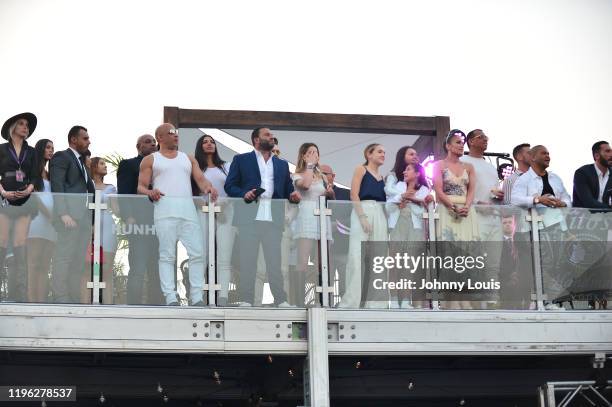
left=168, top=129, right=179, bottom=135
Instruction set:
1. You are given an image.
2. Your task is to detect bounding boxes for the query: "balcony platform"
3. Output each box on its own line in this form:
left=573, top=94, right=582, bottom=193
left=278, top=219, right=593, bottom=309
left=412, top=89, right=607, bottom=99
left=1, top=303, right=611, bottom=356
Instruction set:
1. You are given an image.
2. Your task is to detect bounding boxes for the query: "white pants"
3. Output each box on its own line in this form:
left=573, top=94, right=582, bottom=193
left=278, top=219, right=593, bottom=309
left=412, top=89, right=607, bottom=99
left=340, top=202, right=388, bottom=308
left=156, top=217, right=205, bottom=305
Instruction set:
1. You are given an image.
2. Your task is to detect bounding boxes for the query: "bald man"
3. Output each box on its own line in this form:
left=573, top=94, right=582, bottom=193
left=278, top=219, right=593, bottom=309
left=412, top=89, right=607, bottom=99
left=117, top=133, right=163, bottom=304
left=138, top=123, right=217, bottom=306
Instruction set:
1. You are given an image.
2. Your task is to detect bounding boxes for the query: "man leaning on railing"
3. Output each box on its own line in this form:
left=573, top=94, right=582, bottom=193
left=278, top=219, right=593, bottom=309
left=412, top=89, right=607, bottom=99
left=511, top=145, right=571, bottom=310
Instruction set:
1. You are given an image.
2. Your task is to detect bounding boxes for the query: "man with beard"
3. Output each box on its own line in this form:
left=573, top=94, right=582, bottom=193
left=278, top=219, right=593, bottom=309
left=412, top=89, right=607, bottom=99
left=225, top=127, right=301, bottom=307
left=573, top=141, right=612, bottom=209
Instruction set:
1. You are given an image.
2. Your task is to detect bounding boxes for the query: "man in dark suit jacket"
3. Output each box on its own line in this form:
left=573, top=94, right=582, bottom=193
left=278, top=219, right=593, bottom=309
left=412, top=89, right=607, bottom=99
left=225, top=127, right=301, bottom=306
left=49, top=125, right=95, bottom=303
left=573, top=141, right=612, bottom=209
left=117, top=134, right=162, bottom=305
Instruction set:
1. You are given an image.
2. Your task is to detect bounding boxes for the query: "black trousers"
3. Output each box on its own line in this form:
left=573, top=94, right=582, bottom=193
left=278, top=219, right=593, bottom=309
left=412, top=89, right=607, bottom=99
left=51, top=222, right=91, bottom=303
left=237, top=221, right=287, bottom=304
left=126, top=234, right=162, bottom=304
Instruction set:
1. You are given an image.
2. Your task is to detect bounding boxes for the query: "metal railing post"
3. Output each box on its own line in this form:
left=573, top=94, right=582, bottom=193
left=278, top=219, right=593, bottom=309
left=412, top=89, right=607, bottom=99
left=315, top=196, right=334, bottom=307
left=527, top=208, right=546, bottom=311
left=87, top=190, right=106, bottom=304
left=202, top=194, right=220, bottom=306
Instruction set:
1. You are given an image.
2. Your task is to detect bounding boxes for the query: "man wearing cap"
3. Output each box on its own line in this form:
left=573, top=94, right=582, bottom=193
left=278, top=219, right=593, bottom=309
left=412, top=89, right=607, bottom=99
left=0, top=112, right=40, bottom=302
left=460, top=129, right=504, bottom=308
left=49, top=125, right=95, bottom=303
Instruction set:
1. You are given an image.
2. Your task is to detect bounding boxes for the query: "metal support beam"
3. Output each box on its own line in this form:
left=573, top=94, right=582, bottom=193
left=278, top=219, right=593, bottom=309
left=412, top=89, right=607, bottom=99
left=307, top=308, right=330, bottom=407
left=202, top=194, right=220, bottom=306
left=528, top=209, right=546, bottom=311
left=315, top=196, right=334, bottom=307
left=87, top=190, right=106, bottom=304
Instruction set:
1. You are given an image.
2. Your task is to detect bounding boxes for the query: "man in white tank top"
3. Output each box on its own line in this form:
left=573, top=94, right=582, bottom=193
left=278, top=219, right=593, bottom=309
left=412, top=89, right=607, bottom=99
left=137, top=123, right=218, bottom=306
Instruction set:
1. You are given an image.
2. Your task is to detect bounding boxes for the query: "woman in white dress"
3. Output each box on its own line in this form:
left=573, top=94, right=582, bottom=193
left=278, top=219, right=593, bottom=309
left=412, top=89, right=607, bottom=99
left=385, top=162, right=432, bottom=309
left=292, top=143, right=334, bottom=306
left=90, top=157, right=119, bottom=304
left=193, top=134, right=234, bottom=306
left=26, top=139, right=56, bottom=302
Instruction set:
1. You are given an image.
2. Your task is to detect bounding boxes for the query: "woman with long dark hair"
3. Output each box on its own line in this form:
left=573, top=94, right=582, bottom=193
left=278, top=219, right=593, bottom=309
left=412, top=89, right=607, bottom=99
left=26, top=139, right=56, bottom=302
left=0, top=113, right=39, bottom=302
left=386, top=162, right=430, bottom=309
left=337, top=143, right=388, bottom=308
left=292, top=143, right=334, bottom=306
left=385, top=146, right=419, bottom=198
left=193, top=134, right=235, bottom=306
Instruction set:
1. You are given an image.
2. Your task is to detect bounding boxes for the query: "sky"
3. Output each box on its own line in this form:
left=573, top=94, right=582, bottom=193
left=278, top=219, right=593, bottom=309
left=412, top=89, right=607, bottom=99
left=1, top=0, right=611, bottom=188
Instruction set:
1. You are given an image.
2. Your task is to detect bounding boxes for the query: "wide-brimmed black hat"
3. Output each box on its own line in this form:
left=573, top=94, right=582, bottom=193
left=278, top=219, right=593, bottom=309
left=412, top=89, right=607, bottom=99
left=1, top=112, right=37, bottom=140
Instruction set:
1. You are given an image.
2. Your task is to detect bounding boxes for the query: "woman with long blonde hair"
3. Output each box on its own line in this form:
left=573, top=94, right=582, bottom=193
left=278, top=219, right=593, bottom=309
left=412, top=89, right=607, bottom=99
left=337, top=143, right=388, bottom=308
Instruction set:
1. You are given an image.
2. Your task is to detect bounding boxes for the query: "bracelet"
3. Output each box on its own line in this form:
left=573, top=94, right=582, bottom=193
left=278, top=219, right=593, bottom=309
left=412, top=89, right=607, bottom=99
left=359, top=214, right=368, bottom=219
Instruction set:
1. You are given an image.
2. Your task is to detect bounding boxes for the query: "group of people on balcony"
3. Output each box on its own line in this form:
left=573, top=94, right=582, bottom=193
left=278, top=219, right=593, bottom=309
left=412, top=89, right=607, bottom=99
left=0, top=111, right=610, bottom=309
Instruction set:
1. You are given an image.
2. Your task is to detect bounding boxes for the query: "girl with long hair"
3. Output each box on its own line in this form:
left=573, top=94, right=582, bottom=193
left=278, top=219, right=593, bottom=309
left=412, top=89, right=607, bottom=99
left=90, top=157, right=119, bottom=304
left=26, top=139, right=56, bottom=302
left=338, top=143, right=388, bottom=308
left=386, top=162, right=431, bottom=309
left=292, top=143, right=334, bottom=306
left=193, top=134, right=235, bottom=306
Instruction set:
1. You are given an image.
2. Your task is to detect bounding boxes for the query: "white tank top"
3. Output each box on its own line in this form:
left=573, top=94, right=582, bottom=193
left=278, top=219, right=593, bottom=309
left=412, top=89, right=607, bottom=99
left=152, top=151, right=198, bottom=221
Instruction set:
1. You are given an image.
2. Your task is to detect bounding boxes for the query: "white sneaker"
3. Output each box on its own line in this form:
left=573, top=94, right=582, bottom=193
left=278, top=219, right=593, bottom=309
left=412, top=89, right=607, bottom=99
left=545, top=303, right=565, bottom=311
left=236, top=301, right=252, bottom=307
left=364, top=301, right=387, bottom=309
left=400, top=300, right=414, bottom=309
left=389, top=302, right=400, bottom=309
left=278, top=301, right=296, bottom=308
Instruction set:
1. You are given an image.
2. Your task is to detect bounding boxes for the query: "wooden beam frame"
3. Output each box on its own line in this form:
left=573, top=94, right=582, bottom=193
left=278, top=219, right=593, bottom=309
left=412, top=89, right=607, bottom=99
left=164, top=107, right=450, bottom=159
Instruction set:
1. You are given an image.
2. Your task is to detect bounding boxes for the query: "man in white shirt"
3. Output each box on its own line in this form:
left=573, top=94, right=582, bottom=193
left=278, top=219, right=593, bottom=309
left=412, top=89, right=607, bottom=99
left=572, top=141, right=612, bottom=209
left=502, top=143, right=531, bottom=205
left=225, top=127, right=301, bottom=307
left=511, top=145, right=571, bottom=310
left=460, top=129, right=504, bottom=308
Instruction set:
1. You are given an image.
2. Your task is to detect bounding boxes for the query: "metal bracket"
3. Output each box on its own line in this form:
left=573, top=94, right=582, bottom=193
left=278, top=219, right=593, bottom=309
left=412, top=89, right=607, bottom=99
left=88, top=203, right=107, bottom=210
left=86, top=282, right=107, bottom=289
left=314, top=208, right=332, bottom=216
left=201, top=205, right=221, bottom=213
left=197, top=321, right=224, bottom=340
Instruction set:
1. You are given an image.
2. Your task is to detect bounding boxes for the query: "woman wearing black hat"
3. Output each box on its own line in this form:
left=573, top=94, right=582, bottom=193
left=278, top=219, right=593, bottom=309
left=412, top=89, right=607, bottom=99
left=0, top=112, right=40, bottom=302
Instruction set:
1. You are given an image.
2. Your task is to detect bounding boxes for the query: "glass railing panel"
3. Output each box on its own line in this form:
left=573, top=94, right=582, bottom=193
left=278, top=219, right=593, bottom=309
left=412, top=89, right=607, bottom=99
left=434, top=204, right=535, bottom=310
left=215, top=197, right=311, bottom=308
left=328, top=200, right=393, bottom=309
left=538, top=207, right=611, bottom=310
left=0, top=192, right=93, bottom=304
left=107, top=195, right=175, bottom=305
